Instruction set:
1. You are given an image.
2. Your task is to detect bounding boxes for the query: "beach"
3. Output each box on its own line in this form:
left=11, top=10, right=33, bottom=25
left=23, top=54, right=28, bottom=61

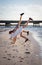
left=0, top=29, right=41, bottom=65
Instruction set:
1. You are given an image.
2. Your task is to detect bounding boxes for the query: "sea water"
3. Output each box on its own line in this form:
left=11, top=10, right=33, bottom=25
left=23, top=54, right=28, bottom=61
left=25, top=25, right=42, bottom=57
left=0, top=25, right=42, bottom=57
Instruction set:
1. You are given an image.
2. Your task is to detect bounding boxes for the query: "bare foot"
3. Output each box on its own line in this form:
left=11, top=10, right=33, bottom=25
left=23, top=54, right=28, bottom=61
left=20, top=13, right=24, bottom=16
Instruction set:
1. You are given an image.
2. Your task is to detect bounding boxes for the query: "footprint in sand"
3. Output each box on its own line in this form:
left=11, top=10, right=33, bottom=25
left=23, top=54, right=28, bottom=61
left=20, top=60, right=23, bottom=62
left=26, top=49, right=28, bottom=51
left=19, top=56, right=24, bottom=62
left=5, top=50, right=7, bottom=53
left=7, top=58, right=11, bottom=60
left=13, top=49, right=19, bottom=52
left=3, top=56, right=11, bottom=60
left=12, top=56, right=15, bottom=58
left=3, top=56, right=7, bottom=59
left=25, top=51, right=30, bottom=54
left=19, top=57, right=24, bottom=60
left=7, top=53, right=11, bottom=57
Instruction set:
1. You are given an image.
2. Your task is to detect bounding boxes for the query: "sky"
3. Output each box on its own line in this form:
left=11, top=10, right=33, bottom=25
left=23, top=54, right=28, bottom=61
left=0, top=0, right=42, bottom=20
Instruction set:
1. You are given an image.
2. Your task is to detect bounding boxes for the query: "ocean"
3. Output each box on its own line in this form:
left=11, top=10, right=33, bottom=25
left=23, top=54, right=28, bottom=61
left=0, top=25, right=42, bottom=57
left=25, top=25, right=42, bottom=57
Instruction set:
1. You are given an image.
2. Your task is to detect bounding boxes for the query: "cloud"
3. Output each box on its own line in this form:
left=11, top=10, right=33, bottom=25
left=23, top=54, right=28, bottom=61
left=0, top=4, right=42, bottom=20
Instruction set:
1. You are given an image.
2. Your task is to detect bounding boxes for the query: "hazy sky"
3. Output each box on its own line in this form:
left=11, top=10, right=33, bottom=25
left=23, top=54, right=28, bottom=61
left=0, top=0, right=42, bottom=20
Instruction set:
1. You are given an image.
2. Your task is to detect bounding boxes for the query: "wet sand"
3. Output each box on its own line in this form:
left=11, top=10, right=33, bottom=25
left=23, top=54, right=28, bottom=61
left=0, top=30, right=41, bottom=65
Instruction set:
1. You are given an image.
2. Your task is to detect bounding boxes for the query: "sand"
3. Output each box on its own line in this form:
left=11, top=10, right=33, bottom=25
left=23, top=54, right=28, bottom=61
left=0, top=30, right=41, bottom=65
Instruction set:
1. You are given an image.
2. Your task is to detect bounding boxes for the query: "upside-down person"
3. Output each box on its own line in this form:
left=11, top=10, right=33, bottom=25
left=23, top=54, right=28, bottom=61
left=9, top=13, right=33, bottom=44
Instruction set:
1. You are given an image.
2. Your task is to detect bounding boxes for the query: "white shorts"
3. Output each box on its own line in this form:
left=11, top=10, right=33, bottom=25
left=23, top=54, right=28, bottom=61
left=10, top=26, right=23, bottom=38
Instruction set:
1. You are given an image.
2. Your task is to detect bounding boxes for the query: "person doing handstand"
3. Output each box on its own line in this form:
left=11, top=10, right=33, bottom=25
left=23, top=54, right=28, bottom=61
left=9, top=13, right=33, bottom=44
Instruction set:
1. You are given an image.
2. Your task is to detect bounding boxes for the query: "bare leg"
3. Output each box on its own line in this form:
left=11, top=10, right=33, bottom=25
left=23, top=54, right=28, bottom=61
left=12, top=16, right=22, bottom=43
left=22, top=30, right=29, bottom=35
left=11, top=15, right=22, bottom=43
left=20, top=32, right=27, bottom=39
left=9, top=13, right=24, bottom=34
left=22, top=30, right=28, bottom=33
left=20, top=32, right=29, bottom=42
left=18, top=15, right=22, bottom=27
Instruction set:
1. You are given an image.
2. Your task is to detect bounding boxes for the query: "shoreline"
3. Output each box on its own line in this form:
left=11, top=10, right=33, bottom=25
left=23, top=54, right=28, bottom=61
left=28, top=32, right=41, bottom=64
left=0, top=30, right=41, bottom=65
